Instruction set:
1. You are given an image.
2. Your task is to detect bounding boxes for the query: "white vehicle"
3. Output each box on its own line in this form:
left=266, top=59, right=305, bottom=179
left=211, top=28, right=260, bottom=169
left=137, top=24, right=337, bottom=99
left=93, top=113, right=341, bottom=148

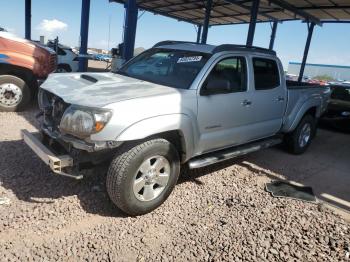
left=48, top=42, right=79, bottom=73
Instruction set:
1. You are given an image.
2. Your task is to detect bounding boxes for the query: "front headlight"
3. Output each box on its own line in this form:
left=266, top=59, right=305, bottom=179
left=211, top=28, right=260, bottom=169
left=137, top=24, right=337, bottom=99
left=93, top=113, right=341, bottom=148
left=60, top=105, right=112, bottom=138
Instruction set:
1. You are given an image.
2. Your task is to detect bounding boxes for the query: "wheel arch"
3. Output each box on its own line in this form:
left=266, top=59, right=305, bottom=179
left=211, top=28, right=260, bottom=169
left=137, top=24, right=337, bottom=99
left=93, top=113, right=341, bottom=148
left=116, top=114, right=197, bottom=163
left=283, top=102, right=320, bottom=133
left=146, top=130, right=187, bottom=163
left=0, top=64, right=36, bottom=86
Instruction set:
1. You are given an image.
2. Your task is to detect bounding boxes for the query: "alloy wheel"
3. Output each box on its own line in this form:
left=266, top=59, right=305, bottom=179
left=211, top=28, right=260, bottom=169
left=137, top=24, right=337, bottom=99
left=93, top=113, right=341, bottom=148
left=133, top=155, right=171, bottom=201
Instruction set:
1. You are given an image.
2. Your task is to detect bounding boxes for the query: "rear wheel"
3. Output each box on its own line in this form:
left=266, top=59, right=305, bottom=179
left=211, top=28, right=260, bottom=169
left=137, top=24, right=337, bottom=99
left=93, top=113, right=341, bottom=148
left=0, top=75, right=31, bottom=112
left=285, top=114, right=316, bottom=154
left=106, top=139, right=180, bottom=216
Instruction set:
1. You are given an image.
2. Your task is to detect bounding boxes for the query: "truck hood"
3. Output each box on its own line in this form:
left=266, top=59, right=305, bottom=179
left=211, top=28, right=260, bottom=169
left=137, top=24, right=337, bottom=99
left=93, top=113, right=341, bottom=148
left=41, top=72, right=180, bottom=107
left=0, top=31, right=55, bottom=55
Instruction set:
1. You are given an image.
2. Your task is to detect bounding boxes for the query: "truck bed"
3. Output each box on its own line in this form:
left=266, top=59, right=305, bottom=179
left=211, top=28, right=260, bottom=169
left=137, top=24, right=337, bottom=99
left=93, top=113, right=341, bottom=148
left=286, top=80, right=325, bottom=89
left=281, top=80, right=331, bottom=133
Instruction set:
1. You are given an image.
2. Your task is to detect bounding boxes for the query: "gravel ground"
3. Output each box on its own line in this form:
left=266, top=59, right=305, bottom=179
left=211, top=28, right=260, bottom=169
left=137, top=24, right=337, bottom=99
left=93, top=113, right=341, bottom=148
left=0, top=106, right=349, bottom=261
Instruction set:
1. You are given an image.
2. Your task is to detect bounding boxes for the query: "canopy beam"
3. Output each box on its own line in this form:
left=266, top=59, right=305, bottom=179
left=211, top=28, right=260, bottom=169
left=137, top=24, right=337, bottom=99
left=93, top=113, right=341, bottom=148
left=246, top=0, right=260, bottom=47
left=201, top=0, right=213, bottom=44
left=298, top=23, right=315, bottom=82
left=269, top=21, right=278, bottom=50
left=123, top=0, right=139, bottom=61
left=79, top=0, right=91, bottom=72
left=25, top=0, right=31, bottom=40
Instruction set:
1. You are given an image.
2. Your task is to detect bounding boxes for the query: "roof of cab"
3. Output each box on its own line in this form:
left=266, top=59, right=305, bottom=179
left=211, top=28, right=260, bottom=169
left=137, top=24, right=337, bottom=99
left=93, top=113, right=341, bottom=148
left=153, top=41, right=276, bottom=56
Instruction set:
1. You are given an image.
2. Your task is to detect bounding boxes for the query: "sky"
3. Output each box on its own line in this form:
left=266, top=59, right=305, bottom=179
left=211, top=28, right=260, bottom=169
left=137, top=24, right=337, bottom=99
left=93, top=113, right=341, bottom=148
left=1, top=0, right=350, bottom=68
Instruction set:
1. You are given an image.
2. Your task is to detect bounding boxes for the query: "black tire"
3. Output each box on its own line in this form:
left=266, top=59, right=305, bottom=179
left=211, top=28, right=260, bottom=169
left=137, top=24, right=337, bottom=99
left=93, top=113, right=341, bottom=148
left=56, top=64, right=71, bottom=73
left=285, top=114, right=316, bottom=154
left=0, top=75, right=31, bottom=112
left=106, top=139, right=180, bottom=216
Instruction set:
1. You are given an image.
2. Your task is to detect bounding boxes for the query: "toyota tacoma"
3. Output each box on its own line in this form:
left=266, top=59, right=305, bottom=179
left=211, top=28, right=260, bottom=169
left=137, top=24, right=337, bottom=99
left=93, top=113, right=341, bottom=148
left=22, top=41, right=330, bottom=215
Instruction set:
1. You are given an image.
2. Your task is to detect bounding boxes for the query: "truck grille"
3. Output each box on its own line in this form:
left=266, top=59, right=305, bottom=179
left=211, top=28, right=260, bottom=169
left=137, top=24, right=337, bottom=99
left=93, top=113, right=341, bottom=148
left=39, top=89, right=69, bottom=132
left=49, top=54, right=57, bottom=72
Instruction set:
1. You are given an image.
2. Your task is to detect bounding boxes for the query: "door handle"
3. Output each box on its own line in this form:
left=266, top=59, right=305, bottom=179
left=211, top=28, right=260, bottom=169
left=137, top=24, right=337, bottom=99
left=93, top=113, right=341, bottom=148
left=276, top=96, right=285, bottom=102
left=241, top=99, right=252, bottom=106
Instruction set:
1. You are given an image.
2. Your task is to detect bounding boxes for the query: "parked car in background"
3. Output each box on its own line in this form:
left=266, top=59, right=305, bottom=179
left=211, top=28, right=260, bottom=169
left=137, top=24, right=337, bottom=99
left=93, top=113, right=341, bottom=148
left=47, top=41, right=79, bottom=73
left=322, top=83, right=350, bottom=131
left=100, top=54, right=112, bottom=63
left=93, top=54, right=112, bottom=63
left=0, top=30, right=56, bottom=111
left=306, top=79, right=328, bottom=86
left=22, top=41, right=330, bottom=215
left=285, top=73, right=298, bottom=81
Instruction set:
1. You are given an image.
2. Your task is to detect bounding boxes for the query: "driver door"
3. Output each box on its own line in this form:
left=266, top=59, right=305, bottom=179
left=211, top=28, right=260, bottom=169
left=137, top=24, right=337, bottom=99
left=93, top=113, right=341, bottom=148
left=196, top=56, right=254, bottom=154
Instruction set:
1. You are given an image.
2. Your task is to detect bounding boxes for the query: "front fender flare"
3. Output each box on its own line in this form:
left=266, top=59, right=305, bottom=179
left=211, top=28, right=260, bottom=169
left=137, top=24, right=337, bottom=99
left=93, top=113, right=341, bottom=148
left=116, top=114, right=197, bottom=161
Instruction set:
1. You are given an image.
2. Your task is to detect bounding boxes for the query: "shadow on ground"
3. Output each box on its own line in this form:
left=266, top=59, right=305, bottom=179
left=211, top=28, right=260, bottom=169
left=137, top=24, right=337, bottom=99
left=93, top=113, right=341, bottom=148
left=0, top=138, right=125, bottom=217
left=2, top=109, right=349, bottom=218
left=178, top=127, right=350, bottom=216
left=180, top=128, right=350, bottom=216
left=0, top=136, right=240, bottom=218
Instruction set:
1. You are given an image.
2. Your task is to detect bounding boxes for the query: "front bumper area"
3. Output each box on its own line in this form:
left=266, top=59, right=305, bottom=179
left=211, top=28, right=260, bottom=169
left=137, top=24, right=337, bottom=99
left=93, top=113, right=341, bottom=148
left=21, top=130, right=83, bottom=179
left=41, top=125, right=98, bottom=153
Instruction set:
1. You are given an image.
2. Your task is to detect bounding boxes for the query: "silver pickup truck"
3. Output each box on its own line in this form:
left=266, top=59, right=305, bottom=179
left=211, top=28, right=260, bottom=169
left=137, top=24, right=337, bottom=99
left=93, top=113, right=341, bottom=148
left=22, top=42, right=330, bottom=215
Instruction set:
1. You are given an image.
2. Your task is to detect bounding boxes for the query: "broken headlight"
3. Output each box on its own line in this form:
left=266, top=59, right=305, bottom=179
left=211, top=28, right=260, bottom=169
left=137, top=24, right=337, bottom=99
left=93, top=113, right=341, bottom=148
left=59, top=105, right=112, bottom=138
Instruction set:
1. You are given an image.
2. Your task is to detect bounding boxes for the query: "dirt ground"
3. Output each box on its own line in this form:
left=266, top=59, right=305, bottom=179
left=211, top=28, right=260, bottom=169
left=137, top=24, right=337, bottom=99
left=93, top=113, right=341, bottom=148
left=88, top=60, right=110, bottom=72
left=0, top=105, right=349, bottom=261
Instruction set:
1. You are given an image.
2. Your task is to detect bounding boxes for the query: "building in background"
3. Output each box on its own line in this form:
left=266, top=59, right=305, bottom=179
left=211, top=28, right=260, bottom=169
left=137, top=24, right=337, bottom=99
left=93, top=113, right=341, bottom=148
left=288, top=62, right=350, bottom=81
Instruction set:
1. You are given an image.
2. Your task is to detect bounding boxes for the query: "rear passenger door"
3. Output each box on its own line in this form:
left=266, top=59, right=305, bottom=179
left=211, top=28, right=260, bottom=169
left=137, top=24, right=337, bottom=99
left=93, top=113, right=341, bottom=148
left=250, top=57, right=287, bottom=138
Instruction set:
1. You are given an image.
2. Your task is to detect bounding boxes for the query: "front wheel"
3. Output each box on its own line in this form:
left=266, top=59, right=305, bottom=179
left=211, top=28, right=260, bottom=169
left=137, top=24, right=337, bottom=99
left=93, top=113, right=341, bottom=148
left=106, top=139, right=180, bottom=216
left=285, top=114, right=316, bottom=154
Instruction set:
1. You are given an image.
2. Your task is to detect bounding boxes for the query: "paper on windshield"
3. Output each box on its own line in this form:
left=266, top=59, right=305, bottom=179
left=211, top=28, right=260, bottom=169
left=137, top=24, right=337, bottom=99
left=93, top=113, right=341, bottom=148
left=177, top=56, right=202, bottom=63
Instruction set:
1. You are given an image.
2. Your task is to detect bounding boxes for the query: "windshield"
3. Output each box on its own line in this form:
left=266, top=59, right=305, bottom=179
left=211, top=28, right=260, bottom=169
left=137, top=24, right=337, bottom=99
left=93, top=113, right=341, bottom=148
left=116, top=48, right=210, bottom=89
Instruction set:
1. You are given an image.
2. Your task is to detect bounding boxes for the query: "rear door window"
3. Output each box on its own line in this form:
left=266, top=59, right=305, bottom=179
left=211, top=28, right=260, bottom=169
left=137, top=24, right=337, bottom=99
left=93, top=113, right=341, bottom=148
left=253, top=58, right=280, bottom=90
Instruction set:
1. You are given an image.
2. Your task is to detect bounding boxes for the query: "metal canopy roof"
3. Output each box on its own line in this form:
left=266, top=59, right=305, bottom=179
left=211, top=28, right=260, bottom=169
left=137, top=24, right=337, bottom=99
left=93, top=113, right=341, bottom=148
left=110, top=0, right=350, bottom=26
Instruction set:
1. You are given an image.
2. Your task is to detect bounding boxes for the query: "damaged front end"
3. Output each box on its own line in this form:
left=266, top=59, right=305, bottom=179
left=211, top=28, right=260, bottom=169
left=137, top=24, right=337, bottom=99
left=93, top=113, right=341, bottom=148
left=22, top=89, right=121, bottom=179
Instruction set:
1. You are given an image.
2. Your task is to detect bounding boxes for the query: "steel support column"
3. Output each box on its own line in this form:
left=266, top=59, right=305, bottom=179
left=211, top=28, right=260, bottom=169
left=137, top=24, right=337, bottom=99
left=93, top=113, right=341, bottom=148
left=25, top=0, right=31, bottom=40
left=123, top=0, right=138, bottom=61
left=298, top=23, right=315, bottom=82
left=196, top=25, right=202, bottom=43
left=201, top=0, right=212, bottom=44
left=269, top=21, right=278, bottom=50
left=246, top=0, right=260, bottom=47
left=79, top=0, right=91, bottom=72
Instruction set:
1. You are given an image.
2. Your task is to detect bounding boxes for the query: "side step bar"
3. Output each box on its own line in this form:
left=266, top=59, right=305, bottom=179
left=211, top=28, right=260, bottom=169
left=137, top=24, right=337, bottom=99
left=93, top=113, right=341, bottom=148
left=188, top=137, right=282, bottom=169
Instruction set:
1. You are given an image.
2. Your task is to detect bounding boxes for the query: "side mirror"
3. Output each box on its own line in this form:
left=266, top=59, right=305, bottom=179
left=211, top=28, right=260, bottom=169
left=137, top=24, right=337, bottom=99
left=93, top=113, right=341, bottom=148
left=201, top=78, right=231, bottom=95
